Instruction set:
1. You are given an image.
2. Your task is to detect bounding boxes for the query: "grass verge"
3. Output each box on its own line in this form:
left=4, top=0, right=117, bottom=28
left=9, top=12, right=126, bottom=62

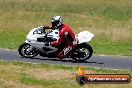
left=0, top=60, right=131, bottom=88
left=0, top=0, right=132, bottom=56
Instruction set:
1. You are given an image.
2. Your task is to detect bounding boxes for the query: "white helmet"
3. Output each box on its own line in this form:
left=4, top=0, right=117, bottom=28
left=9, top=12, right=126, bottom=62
left=51, top=16, right=63, bottom=29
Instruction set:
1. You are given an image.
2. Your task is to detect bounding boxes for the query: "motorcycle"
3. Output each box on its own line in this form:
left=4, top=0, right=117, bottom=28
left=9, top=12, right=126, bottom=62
left=18, top=26, right=94, bottom=61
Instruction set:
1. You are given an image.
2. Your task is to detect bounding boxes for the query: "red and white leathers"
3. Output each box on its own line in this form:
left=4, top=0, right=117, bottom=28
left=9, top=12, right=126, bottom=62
left=51, top=23, right=78, bottom=59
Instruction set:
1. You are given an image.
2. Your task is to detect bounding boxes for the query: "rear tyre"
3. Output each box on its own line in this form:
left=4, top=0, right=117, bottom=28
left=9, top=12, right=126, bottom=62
left=72, top=43, right=93, bottom=61
left=18, top=42, right=38, bottom=58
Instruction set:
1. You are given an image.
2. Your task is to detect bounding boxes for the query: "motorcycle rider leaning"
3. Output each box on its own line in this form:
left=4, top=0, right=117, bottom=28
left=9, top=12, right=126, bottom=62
left=43, top=16, right=78, bottom=60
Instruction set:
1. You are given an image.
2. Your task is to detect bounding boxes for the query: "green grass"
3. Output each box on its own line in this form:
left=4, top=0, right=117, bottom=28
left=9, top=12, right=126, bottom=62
left=0, top=60, right=132, bottom=75
left=19, top=74, right=68, bottom=87
left=0, top=0, right=132, bottom=56
left=0, top=60, right=131, bottom=88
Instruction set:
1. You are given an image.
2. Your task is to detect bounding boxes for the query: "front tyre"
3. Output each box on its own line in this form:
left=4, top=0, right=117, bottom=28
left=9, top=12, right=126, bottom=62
left=18, top=42, right=38, bottom=58
left=72, top=43, right=93, bottom=61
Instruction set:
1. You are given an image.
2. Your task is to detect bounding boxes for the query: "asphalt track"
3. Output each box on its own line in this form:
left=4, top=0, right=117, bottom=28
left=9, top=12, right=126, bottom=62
left=0, top=49, right=132, bottom=70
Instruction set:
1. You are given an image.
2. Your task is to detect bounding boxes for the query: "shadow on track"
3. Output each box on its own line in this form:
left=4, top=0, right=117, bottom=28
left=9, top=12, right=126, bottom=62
left=23, top=57, right=104, bottom=65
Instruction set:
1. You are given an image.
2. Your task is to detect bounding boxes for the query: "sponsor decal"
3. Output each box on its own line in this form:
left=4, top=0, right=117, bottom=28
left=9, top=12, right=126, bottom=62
left=76, top=67, right=131, bottom=85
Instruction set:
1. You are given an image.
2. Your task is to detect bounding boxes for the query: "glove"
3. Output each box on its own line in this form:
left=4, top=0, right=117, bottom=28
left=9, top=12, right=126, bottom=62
left=43, top=26, right=47, bottom=29
left=45, top=42, right=50, bottom=46
left=43, top=26, right=52, bottom=29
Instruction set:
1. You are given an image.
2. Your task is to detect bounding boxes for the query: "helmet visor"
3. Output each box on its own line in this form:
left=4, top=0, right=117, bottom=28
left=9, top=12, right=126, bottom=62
left=52, top=21, right=59, bottom=29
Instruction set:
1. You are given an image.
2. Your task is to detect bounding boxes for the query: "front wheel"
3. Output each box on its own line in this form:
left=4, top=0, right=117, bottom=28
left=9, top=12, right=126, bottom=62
left=18, top=42, right=38, bottom=58
left=72, top=43, right=93, bottom=61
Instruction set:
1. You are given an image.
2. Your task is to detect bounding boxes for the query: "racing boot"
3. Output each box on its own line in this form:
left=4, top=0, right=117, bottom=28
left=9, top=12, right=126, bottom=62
left=57, top=51, right=65, bottom=60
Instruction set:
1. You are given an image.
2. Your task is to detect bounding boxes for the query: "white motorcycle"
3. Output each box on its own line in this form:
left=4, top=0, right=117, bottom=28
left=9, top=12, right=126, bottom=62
left=18, top=26, right=94, bottom=61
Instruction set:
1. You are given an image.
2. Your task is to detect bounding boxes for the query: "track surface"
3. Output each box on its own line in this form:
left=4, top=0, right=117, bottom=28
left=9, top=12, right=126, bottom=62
left=0, top=49, right=132, bottom=69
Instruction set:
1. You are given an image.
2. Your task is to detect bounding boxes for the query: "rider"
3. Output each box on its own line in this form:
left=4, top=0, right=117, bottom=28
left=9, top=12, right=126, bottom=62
left=43, top=16, right=78, bottom=60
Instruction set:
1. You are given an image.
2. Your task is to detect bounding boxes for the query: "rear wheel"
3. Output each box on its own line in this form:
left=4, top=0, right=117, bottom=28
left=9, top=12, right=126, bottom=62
left=72, top=43, right=93, bottom=61
left=18, top=42, right=38, bottom=58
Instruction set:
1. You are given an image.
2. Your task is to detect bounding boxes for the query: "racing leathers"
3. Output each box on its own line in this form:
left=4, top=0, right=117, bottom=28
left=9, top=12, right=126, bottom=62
left=44, top=23, right=78, bottom=59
